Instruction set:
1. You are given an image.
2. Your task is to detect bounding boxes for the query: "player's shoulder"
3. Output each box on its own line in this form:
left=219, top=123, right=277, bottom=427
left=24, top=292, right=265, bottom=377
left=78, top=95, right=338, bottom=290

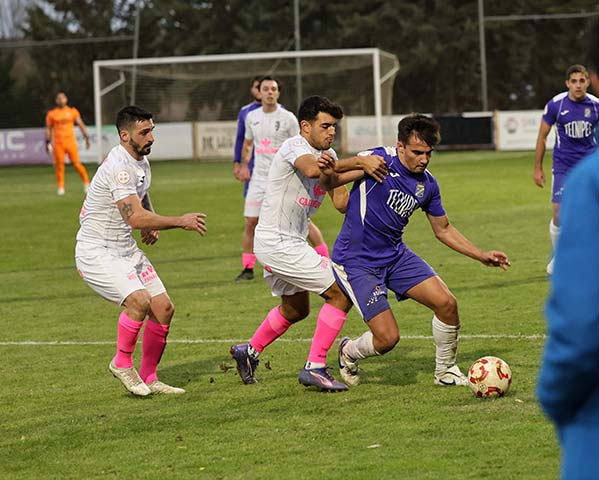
left=358, top=145, right=396, bottom=158
left=586, top=93, right=599, bottom=105
left=549, top=92, right=568, bottom=104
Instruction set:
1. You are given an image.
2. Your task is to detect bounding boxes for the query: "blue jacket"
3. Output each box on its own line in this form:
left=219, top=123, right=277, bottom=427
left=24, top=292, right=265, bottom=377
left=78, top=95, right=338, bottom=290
left=537, top=150, right=599, bottom=480
left=233, top=101, right=260, bottom=196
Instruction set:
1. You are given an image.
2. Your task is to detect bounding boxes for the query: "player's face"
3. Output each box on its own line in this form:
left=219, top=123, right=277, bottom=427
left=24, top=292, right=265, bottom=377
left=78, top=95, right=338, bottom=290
left=302, top=112, right=338, bottom=150
left=251, top=80, right=261, bottom=102
left=397, top=135, right=434, bottom=173
left=259, top=80, right=280, bottom=107
left=55, top=93, right=68, bottom=107
left=566, top=72, right=589, bottom=101
left=121, top=119, right=155, bottom=159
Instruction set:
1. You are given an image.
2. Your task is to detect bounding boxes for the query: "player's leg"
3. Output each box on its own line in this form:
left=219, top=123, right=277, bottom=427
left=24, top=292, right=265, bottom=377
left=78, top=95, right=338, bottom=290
left=139, top=292, right=185, bottom=394
left=236, top=179, right=264, bottom=281
left=231, top=290, right=309, bottom=384
left=403, top=276, right=468, bottom=386
left=237, top=215, right=258, bottom=281
left=53, top=143, right=66, bottom=195
left=548, top=173, right=565, bottom=275
left=307, top=221, right=330, bottom=258
left=65, top=143, right=90, bottom=192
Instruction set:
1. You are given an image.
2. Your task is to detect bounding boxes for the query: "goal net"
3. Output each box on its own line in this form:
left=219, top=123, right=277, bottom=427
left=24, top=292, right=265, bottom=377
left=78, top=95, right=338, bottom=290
left=93, top=49, right=399, bottom=160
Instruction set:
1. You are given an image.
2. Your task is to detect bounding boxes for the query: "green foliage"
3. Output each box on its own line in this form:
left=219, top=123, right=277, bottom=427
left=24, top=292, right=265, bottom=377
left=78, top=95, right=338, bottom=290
left=0, top=152, right=558, bottom=478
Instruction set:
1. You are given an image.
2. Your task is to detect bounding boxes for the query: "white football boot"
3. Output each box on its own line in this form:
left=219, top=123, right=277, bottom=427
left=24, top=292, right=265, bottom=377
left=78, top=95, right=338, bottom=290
left=147, top=381, right=186, bottom=395
left=434, top=364, right=469, bottom=386
left=338, top=337, right=361, bottom=386
left=108, top=361, right=151, bottom=396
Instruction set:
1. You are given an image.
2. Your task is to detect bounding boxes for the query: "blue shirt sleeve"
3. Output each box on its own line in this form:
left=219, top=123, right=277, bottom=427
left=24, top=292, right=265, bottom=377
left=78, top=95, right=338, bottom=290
left=233, top=107, right=246, bottom=164
left=537, top=152, right=599, bottom=424
left=542, top=99, right=558, bottom=127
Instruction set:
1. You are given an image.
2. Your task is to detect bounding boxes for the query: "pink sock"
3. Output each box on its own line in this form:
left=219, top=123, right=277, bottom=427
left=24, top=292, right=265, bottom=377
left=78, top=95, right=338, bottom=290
left=242, top=253, right=256, bottom=269
left=139, top=321, right=170, bottom=384
left=114, top=312, right=143, bottom=369
left=307, top=303, right=347, bottom=365
left=313, top=242, right=330, bottom=258
left=249, top=306, right=293, bottom=352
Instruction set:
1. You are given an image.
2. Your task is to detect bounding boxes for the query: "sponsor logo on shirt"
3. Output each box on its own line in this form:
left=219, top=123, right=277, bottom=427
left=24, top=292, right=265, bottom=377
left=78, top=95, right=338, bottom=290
left=298, top=197, right=322, bottom=208
left=387, top=189, right=418, bottom=218
left=313, top=184, right=327, bottom=197
left=563, top=120, right=594, bottom=139
left=560, top=110, right=569, bottom=116
left=256, top=137, right=278, bottom=155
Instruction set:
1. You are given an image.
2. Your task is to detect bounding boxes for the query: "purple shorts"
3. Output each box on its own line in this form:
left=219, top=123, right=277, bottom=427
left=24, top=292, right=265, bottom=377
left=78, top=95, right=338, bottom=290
left=332, top=247, right=437, bottom=321
left=551, top=172, right=566, bottom=203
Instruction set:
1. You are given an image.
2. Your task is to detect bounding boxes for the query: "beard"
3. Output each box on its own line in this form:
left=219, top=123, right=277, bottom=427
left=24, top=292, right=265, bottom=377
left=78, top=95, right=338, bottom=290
left=130, top=138, right=152, bottom=156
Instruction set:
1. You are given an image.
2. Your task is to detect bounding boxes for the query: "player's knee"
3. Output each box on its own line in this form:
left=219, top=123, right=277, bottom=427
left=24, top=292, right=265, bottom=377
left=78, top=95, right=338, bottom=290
left=280, top=304, right=309, bottom=323
left=125, top=290, right=152, bottom=318
left=162, top=300, right=175, bottom=322
left=437, top=293, right=458, bottom=318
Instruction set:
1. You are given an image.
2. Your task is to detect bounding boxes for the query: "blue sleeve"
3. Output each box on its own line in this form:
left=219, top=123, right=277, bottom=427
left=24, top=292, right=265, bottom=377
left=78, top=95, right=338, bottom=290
left=233, top=108, right=246, bottom=164
left=422, top=176, right=446, bottom=217
left=542, top=100, right=557, bottom=127
left=537, top=154, right=599, bottom=424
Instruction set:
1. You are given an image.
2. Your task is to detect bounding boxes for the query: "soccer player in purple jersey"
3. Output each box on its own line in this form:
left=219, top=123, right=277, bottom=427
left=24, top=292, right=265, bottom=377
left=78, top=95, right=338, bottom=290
left=318, top=114, right=511, bottom=387
left=533, top=64, right=599, bottom=275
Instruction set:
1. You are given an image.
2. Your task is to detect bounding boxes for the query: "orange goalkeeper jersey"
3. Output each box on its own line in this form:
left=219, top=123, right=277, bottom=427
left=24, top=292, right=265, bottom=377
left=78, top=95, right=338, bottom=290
left=45, top=106, right=80, bottom=143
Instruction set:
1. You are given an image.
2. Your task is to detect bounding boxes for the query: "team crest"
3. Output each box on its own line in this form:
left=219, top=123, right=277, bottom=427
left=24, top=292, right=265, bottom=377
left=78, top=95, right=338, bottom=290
left=415, top=183, right=425, bottom=198
left=585, top=108, right=591, bottom=118
left=116, top=170, right=131, bottom=184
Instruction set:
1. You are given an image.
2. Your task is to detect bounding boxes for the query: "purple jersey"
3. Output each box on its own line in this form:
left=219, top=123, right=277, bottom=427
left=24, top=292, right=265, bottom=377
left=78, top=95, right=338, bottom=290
left=542, top=92, right=599, bottom=174
left=332, top=146, right=446, bottom=267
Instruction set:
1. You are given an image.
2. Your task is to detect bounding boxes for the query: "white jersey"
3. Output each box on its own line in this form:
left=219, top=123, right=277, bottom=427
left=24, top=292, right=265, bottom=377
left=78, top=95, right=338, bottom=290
left=255, top=134, right=337, bottom=246
left=76, top=144, right=151, bottom=255
left=244, top=105, right=299, bottom=180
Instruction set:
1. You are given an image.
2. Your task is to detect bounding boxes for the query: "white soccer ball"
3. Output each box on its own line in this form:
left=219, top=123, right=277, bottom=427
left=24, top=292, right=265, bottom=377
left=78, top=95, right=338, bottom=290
left=468, top=356, right=512, bottom=398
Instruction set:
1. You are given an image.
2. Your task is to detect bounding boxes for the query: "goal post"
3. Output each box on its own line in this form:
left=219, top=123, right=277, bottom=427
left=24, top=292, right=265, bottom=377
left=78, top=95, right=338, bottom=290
left=93, top=48, right=399, bottom=161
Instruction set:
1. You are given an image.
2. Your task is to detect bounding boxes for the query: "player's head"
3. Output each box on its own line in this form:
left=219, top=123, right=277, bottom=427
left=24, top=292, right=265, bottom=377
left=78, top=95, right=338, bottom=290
left=54, top=91, right=68, bottom=107
left=586, top=17, right=599, bottom=94
left=258, top=76, right=280, bottom=107
left=116, top=106, right=155, bottom=158
left=298, top=95, right=344, bottom=150
left=396, top=114, right=441, bottom=173
left=565, top=64, right=589, bottom=101
left=250, top=76, right=262, bottom=102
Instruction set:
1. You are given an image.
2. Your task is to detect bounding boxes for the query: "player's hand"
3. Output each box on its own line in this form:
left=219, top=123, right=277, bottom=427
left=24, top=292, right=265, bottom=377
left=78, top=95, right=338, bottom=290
left=317, top=151, right=336, bottom=175
left=233, top=162, right=242, bottom=180
left=533, top=168, right=545, bottom=188
left=180, top=213, right=207, bottom=236
left=85, top=137, right=91, bottom=150
left=45, top=142, right=52, bottom=155
left=238, top=164, right=251, bottom=182
left=141, top=229, right=160, bottom=245
left=481, top=250, right=511, bottom=271
left=360, top=155, right=388, bottom=183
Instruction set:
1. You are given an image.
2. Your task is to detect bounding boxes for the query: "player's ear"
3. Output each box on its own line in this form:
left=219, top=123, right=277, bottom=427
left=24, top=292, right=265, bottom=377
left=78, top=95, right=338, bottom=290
left=300, top=119, right=310, bottom=134
left=119, top=129, right=129, bottom=142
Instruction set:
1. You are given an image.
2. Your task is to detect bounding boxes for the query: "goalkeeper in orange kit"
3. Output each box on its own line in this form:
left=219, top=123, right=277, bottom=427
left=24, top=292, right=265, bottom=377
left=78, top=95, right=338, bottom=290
left=45, top=91, right=91, bottom=195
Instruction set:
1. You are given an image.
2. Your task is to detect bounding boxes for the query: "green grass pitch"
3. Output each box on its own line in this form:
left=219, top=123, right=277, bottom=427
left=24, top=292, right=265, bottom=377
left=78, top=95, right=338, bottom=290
left=0, top=151, right=558, bottom=479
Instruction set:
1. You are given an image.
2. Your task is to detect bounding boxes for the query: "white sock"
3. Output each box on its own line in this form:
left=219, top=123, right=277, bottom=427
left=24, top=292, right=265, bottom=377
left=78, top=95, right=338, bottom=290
left=343, top=331, right=380, bottom=361
left=549, top=219, right=560, bottom=252
left=432, top=315, right=460, bottom=375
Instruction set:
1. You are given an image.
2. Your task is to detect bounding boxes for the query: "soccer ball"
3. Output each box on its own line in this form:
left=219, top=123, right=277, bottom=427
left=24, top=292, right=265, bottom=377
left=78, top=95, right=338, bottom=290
left=468, top=356, right=512, bottom=398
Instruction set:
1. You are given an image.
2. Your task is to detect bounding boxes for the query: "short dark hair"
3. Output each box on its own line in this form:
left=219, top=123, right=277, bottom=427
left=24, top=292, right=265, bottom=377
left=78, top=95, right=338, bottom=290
left=116, top=106, right=153, bottom=133
left=251, top=76, right=262, bottom=85
left=586, top=17, right=599, bottom=74
left=258, top=75, right=281, bottom=92
left=298, top=96, right=344, bottom=123
left=566, top=64, right=588, bottom=79
left=397, top=114, right=441, bottom=147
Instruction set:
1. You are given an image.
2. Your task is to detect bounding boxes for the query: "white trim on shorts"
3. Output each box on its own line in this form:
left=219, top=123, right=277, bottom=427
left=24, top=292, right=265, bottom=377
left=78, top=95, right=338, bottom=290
left=331, top=261, right=364, bottom=318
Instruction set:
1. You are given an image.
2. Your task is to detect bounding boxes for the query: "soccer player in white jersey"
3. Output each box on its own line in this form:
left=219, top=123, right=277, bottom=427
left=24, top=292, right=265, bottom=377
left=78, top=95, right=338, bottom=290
left=230, top=96, right=387, bottom=392
left=235, top=77, right=331, bottom=281
left=75, top=106, right=207, bottom=396
left=533, top=64, right=599, bottom=274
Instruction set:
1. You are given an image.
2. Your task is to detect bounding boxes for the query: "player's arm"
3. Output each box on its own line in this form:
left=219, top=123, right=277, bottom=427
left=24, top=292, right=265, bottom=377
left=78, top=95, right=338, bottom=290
left=533, top=120, right=552, bottom=188
left=317, top=152, right=386, bottom=190
left=45, top=125, right=53, bottom=153
left=328, top=186, right=349, bottom=213
left=116, top=194, right=206, bottom=235
left=233, top=110, right=246, bottom=178
left=75, top=117, right=91, bottom=149
left=238, top=138, right=253, bottom=182
left=426, top=213, right=510, bottom=270
left=140, top=193, right=159, bottom=245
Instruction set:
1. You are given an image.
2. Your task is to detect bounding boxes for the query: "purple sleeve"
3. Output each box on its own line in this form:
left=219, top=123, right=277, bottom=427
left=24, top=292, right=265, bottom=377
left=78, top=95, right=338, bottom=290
left=233, top=108, right=247, bottom=164
left=542, top=100, right=558, bottom=127
left=422, top=179, right=446, bottom=217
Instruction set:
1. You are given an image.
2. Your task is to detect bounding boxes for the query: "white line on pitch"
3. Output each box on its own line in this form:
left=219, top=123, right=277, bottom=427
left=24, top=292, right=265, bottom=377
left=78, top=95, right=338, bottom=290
left=0, top=334, right=546, bottom=346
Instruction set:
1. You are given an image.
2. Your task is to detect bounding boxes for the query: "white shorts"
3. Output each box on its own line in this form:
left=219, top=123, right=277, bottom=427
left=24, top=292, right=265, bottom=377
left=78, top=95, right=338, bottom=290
left=254, top=237, right=335, bottom=297
left=75, top=244, right=166, bottom=305
left=244, top=177, right=267, bottom=217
